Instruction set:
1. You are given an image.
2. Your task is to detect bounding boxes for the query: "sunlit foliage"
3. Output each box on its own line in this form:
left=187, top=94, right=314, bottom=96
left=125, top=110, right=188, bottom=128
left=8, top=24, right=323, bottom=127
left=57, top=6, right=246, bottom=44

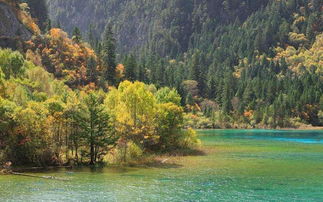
left=105, top=81, right=200, bottom=160
left=25, top=28, right=104, bottom=88
left=275, top=33, right=323, bottom=74
left=0, top=49, right=199, bottom=165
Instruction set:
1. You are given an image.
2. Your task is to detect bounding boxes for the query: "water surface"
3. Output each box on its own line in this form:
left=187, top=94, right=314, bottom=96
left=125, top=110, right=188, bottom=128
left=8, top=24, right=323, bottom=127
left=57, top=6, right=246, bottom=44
left=1, top=129, right=323, bottom=201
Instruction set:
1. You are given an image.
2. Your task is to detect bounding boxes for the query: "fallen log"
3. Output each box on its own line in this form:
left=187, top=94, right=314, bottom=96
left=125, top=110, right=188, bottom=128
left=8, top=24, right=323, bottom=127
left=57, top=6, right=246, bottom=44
left=11, top=172, right=70, bottom=181
left=1, top=161, right=69, bottom=181
left=13, top=166, right=73, bottom=172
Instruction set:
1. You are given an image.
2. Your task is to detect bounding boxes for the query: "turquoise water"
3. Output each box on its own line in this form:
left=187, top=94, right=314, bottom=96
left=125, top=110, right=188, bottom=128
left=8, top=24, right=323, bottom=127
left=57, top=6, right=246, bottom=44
left=1, top=129, right=323, bottom=201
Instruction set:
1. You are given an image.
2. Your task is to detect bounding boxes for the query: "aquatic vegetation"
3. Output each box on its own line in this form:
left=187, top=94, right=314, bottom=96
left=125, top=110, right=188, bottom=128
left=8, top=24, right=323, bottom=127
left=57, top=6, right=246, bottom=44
left=1, top=130, right=322, bottom=201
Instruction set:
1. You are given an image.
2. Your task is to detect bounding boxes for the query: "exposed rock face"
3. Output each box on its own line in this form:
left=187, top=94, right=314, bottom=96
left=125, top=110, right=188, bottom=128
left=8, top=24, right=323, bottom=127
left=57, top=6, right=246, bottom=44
left=0, top=2, right=32, bottom=49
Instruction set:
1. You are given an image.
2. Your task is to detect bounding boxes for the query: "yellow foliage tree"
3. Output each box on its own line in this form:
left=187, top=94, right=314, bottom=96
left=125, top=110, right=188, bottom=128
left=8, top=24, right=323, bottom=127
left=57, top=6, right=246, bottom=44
left=275, top=34, right=323, bottom=74
left=105, top=81, right=157, bottom=147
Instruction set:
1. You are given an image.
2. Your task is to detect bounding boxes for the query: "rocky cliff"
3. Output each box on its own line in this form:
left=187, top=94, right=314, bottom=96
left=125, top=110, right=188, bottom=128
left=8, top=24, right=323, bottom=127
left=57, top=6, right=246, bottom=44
left=0, top=2, right=32, bottom=49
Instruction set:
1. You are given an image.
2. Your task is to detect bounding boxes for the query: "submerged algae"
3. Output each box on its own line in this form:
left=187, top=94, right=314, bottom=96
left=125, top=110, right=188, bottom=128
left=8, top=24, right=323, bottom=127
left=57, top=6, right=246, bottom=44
left=1, top=130, right=323, bottom=201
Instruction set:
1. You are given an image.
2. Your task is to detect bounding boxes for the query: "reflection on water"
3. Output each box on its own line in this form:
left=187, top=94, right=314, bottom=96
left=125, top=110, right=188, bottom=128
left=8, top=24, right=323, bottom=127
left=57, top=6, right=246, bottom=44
left=1, top=129, right=323, bottom=201
left=200, top=129, right=323, bottom=144
left=257, top=136, right=323, bottom=144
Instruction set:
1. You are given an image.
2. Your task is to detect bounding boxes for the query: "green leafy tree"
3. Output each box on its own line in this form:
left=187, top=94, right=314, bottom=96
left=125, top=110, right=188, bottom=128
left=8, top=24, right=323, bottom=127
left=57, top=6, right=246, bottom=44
left=155, top=102, right=184, bottom=150
left=0, top=49, right=25, bottom=79
left=155, top=87, right=181, bottom=106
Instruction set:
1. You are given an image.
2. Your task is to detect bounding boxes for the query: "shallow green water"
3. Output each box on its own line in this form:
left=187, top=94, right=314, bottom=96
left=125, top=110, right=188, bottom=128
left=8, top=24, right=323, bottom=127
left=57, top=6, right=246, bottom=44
left=1, top=130, right=323, bottom=201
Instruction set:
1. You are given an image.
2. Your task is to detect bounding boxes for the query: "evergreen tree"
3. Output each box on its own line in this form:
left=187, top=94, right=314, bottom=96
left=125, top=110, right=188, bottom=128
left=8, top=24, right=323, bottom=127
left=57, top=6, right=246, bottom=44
left=56, top=20, right=61, bottom=29
left=221, top=71, right=234, bottom=113
left=72, top=27, right=82, bottom=44
left=87, top=24, right=96, bottom=48
left=208, top=77, right=217, bottom=99
left=124, top=55, right=136, bottom=81
left=101, top=25, right=117, bottom=85
left=45, top=19, right=52, bottom=33
left=78, top=92, right=115, bottom=165
left=87, top=56, right=97, bottom=83
left=189, top=51, right=200, bottom=82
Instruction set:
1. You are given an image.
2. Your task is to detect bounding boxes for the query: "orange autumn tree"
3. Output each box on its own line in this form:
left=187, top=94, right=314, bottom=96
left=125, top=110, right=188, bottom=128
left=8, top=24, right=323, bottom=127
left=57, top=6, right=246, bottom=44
left=25, top=28, right=103, bottom=88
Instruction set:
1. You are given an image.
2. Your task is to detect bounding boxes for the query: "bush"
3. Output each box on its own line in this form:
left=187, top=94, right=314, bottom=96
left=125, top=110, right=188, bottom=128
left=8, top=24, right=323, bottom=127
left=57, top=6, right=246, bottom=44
left=110, top=141, right=143, bottom=163
left=179, top=128, right=201, bottom=149
left=184, top=112, right=215, bottom=129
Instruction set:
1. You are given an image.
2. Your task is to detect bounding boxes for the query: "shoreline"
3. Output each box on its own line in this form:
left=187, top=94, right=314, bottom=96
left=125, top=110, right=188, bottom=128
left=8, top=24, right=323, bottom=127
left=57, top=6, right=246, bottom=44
left=3, top=128, right=322, bottom=173
left=279, top=126, right=323, bottom=130
left=193, top=126, right=323, bottom=131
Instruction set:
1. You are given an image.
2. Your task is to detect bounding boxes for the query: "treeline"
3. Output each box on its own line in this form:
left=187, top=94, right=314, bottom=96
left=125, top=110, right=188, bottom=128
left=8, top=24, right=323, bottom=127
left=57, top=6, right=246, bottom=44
left=0, top=0, right=201, bottom=166
left=0, top=49, right=199, bottom=166
left=49, top=0, right=323, bottom=128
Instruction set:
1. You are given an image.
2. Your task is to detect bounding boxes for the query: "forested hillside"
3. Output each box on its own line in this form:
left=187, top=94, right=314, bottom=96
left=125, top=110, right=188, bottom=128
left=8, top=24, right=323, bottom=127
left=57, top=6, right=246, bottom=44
left=47, top=0, right=270, bottom=55
left=0, top=48, right=199, bottom=166
left=0, top=0, right=322, bottom=168
left=1, top=0, right=323, bottom=197
left=0, top=0, right=200, bottom=166
left=48, top=0, right=323, bottom=128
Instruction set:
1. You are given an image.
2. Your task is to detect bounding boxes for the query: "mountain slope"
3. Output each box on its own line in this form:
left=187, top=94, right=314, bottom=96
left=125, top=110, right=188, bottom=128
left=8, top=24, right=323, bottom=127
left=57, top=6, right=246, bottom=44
left=28, top=0, right=323, bottom=128
left=47, top=0, right=323, bottom=128
left=0, top=1, right=32, bottom=49
left=47, top=0, right=270, bottom=55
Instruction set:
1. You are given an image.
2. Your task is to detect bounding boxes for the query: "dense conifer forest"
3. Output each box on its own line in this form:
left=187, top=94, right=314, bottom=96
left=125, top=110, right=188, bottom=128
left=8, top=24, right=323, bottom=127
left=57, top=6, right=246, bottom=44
left=0, top=0, right=322, bottom=166
left=47, top=0, right=322, bottom=128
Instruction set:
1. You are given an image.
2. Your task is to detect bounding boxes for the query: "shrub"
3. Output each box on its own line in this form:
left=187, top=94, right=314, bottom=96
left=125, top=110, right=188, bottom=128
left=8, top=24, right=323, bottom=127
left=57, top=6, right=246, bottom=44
left=179, top=128, right=201, bottom=149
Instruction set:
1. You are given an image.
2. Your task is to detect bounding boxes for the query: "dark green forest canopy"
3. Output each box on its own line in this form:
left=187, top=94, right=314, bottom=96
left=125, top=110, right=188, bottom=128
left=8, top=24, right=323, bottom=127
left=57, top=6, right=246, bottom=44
left=47, top=0, right=270, bottom=55
left=47, top=0, right=322, bottom=128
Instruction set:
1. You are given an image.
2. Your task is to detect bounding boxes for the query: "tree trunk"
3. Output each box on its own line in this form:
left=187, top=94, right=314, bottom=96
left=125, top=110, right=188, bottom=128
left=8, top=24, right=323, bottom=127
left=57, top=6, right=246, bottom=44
left=65, top=122, right=69, bottom=162
left=74, top=140, right=79, bottom=163
left=90, top=142, right=95, bottom=165
left=123, top=141, right=127, bottom=163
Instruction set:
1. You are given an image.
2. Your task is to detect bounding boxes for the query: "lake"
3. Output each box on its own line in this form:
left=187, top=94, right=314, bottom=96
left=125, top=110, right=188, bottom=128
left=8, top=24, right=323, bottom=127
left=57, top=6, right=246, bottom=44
left=1, top=129, right=323, bottom=201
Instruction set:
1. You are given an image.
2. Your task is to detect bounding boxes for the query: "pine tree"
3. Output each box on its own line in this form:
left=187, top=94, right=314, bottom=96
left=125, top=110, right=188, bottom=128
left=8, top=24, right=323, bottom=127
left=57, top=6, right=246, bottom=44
left=189, top=51, right=200, bottom=82
left=208, top=77, right=217, bottom=99
left=221, top=71, right=234, bottom=113
left=78, top=92, right=115, bottom=165
left=124, top=55, right=136, bottom=81
left=101, top=25, right=117, bottom=85
left=87, top=24, right=96, bottom=48
left=87, top=57, right=97, bottom=83
left=72, top=27, right=82, bottom=44
left=45, top=19, right=52, bottom=33
left=56, top=20, right=61, bottom=29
